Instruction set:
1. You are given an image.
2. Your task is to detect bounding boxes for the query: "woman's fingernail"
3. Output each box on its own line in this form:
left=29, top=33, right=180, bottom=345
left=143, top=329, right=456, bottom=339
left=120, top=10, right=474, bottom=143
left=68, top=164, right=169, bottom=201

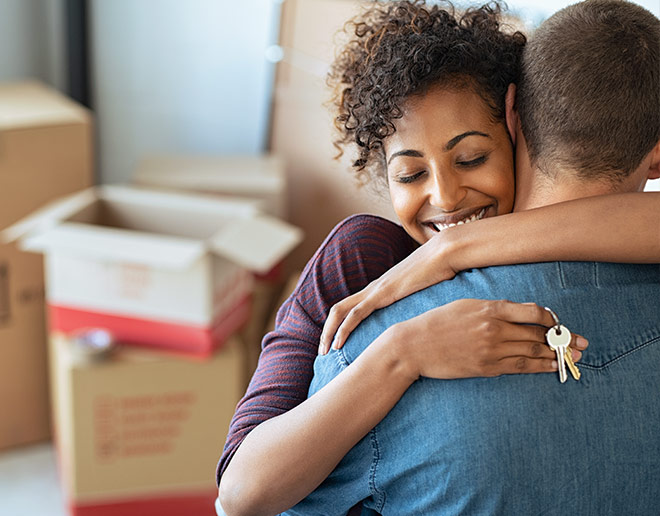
left=552, top=360, right=558, bottom=370
left=576, top=336, right=588, bottom=349
left=571, top=349, right=581, bottom=361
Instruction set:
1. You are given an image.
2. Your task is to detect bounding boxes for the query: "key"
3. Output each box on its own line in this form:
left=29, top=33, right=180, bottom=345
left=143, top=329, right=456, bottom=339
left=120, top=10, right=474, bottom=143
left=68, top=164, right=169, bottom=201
left=546, top=324, right=571, bottom=383
left=565, top=347, right=581, bottom=381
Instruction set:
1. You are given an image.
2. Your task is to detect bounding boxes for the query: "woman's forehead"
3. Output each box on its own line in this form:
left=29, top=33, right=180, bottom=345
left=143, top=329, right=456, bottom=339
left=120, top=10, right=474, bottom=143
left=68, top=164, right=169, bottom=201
left=390, top=86, right=503, bottom=143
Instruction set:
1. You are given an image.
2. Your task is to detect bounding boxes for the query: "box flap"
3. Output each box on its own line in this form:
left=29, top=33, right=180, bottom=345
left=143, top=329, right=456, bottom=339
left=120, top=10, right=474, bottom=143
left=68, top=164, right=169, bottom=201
left=209, top=215, right=303, bottom=273
left=21, top=223, right=205, bottom=270
left=0, top=81, right=89, bottom=130
left=134, top=155, right=285, bottom=196
left=99, top=184, right=262, bottom=218
left=0, top=188, right=97, bottom=243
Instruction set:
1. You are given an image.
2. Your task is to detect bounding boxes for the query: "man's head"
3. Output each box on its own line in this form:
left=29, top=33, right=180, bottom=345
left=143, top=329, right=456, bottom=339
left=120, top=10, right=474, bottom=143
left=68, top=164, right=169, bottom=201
left=513, top=0, right=660, bottom=196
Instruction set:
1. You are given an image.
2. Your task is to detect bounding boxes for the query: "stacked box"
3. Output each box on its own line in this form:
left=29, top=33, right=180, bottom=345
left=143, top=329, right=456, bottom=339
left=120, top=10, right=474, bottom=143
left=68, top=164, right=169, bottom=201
left=132, top=154, right=297, bottom=381
left=50, top=332, right=243, bottom=516
left=0, top=81, right=93, bottom=450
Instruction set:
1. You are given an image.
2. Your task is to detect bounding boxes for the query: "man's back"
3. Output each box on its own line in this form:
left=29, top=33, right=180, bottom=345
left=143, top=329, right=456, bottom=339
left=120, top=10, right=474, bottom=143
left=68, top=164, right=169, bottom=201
left=288, top=262, right=660, bottom=515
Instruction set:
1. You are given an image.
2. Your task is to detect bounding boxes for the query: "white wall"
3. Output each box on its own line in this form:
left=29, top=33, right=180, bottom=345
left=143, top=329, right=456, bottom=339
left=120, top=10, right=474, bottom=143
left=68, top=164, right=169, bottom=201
left=504, top=0, right=659, bottom=26
left=0, top=0, right=65, bottom=89
left=90, top=0, right=281, bottom=184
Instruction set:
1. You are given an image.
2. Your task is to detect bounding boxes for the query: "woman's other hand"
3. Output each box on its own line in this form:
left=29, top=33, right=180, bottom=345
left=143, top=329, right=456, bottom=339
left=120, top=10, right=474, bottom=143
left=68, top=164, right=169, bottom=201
left=320, top=233, right=459, bottom=354
left=384, top=299, right=588, bottom=380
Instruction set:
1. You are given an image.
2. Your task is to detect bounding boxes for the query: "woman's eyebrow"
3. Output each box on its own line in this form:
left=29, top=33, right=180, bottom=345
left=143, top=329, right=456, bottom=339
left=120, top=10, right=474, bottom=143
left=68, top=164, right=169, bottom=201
left=444, top=131, right=490, bottom=151
left=387, top=149, right=424, bottom=165
left=388, top=131, right=491, bottom=164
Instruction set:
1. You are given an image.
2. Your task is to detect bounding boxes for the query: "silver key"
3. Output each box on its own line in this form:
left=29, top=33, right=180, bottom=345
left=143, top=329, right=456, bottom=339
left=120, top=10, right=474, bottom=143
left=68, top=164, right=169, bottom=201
left=546, top=324, right=571, bottom=383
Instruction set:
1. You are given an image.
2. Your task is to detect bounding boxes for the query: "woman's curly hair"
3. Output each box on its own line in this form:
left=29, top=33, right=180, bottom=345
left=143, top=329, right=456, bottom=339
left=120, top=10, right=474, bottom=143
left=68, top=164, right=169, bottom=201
left=329, top=0, right=526, bottom=186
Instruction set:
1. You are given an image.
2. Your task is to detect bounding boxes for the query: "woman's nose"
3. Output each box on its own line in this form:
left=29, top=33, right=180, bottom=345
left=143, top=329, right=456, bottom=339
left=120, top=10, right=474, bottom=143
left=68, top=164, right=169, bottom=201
left=427, top=170, right=466, bottom=211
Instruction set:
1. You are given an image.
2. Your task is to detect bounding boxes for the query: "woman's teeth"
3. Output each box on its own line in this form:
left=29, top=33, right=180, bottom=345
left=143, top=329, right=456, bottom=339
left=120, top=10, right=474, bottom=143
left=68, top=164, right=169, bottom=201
left=430, top=208, right=487, bottom=232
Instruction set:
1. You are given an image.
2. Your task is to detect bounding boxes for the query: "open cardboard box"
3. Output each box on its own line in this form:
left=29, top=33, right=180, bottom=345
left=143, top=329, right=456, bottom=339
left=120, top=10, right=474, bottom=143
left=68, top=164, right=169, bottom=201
left=2, top=185, right=302, bottom=355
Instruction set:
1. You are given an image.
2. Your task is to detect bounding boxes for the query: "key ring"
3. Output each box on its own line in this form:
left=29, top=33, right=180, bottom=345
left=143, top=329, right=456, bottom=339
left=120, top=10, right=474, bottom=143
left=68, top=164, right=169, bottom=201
left=544, top=307, right=561, bottom=335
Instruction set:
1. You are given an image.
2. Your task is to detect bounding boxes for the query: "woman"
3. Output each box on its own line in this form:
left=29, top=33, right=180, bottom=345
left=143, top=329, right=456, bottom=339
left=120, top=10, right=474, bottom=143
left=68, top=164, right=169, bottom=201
left=217, top=2, right=659, bottom=515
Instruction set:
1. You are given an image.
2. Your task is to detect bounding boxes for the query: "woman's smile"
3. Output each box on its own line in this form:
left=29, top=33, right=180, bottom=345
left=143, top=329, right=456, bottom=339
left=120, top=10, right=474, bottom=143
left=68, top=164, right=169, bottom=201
left=424, top=206, right=488, bottom=233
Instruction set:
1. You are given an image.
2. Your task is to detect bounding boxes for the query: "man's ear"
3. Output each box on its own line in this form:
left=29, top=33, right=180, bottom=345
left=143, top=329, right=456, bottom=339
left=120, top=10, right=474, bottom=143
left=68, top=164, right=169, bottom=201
left=647, top=140, right=660, bottom=180
left=505, top=83, right=518, bottom=145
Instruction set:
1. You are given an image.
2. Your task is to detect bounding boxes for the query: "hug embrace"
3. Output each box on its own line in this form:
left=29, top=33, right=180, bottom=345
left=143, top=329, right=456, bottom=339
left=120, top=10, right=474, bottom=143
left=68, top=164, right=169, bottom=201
left=218, top=1, right=660, bottom=515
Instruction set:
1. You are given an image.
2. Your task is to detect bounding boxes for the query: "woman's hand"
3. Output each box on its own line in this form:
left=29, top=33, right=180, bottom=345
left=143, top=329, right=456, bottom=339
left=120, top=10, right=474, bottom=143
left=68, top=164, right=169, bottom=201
left=385, top=299, right=588, bottom=380
left=320, top=233, right=459, bottom=354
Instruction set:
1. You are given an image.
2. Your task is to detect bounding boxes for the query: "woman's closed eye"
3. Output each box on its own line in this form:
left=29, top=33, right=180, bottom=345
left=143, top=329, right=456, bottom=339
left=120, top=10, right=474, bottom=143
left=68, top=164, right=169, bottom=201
left=456, top=154, right=489, bottom=168
left=395, top=170, right=426, bottom=183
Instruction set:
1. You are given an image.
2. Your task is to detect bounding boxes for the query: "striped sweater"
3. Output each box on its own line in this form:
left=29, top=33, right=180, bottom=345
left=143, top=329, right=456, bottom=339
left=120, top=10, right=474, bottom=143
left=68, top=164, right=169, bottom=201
left=216, top=214, right=417, bottom=485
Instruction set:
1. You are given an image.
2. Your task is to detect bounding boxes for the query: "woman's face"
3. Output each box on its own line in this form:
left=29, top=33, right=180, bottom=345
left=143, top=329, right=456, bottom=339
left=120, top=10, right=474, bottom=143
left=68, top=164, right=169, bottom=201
left=385, top=84, right=515, bottom=244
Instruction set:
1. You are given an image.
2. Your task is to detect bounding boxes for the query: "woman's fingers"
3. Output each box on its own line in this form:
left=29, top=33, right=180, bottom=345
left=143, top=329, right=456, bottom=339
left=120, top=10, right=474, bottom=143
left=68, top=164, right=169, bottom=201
left=331, top=304, right=371, bottom=351
left=321, top=284, right=394, bottom=354
left=494, top=356, right=557, bottom=374
left=496, top=340, right=556, bottom=361
left=320, top=291, right=370, bottom=354
left=496, top=321, right=548, bottom=344
left=490, top=300, right=555, bottom=327
left=328, top=293, right=387, bottom=351
left=571, top=332, right=589, bottom=350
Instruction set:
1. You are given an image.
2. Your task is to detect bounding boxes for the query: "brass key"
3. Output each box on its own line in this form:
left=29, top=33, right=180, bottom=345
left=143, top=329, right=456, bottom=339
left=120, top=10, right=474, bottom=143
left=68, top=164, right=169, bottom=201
left=565, top=347, right=581, bottom=381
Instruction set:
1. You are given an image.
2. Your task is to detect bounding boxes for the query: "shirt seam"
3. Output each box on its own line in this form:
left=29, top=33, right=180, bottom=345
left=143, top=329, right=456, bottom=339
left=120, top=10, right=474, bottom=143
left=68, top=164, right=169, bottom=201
left=338, top=347, right=386, bottom=510
left=579, top=333, right=660, bottom=370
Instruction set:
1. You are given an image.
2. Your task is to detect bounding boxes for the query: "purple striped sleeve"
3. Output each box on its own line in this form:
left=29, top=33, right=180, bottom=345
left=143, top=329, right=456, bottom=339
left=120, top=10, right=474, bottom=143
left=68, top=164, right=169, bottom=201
left=216, top=214, right=417, bottom=484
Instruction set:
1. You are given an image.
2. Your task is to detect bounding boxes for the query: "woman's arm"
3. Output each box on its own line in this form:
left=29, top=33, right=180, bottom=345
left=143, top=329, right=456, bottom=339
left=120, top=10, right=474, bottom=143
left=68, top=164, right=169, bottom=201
left=216, top=215, right=417, bottom=482
left=217, top=215, right=585, bottom=516
left=320, top=192, right=660, bottom=352
left=219, top=299, right=576, bottom=516
left=447, top=192, right=660, bottom=270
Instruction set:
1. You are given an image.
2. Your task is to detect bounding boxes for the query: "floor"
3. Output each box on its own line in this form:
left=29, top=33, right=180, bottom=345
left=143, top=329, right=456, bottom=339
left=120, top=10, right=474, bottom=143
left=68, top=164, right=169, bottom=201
left=0, top=442, right=67, bottom=516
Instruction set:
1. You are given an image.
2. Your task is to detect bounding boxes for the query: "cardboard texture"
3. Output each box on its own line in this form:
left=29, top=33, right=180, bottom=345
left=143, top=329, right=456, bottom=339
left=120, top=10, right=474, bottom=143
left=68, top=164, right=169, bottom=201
left=270, top=0, right=397, bottom=270
left=50, top=333, right=244, bottom=516
left=0, top=81, right=93, bottom=231
left=0, top=81, right=93, bottom=450
left=0, top=244, right=50, bottom=448
left=3, top=185, right=302, bottom=355
left=134, top=154, right=288, bottom=218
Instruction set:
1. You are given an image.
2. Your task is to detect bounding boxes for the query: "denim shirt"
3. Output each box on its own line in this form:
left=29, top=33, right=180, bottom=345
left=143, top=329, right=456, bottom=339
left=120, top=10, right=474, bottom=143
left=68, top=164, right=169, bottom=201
left=284, top=262, right=660, bottom=516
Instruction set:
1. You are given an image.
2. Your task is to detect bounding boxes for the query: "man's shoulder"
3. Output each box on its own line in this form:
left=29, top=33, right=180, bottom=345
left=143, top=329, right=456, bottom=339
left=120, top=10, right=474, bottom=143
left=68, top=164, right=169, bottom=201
left=425, top=261, right=660, bottom=297
left=341, top=261, right=660, bottom=364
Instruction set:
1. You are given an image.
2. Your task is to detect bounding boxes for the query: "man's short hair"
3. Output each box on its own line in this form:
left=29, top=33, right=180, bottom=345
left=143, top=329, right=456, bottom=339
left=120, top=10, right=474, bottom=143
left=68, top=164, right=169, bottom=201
left=517, top=0, right=660, bottom=181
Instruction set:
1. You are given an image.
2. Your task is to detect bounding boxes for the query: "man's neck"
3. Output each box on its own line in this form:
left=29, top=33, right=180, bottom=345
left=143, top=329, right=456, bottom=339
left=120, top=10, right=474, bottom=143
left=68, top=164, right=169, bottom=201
left=512, top=138, right=640, bottom=211
left=514, top=170, right=618, bottom=211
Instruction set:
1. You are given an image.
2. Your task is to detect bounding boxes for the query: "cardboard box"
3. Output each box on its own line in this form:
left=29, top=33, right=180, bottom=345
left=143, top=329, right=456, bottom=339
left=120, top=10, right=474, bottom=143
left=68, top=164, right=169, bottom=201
left=270, top=0, right=397, bottom=270
left=0, top=244, right=50, bottom=448
left=0, top=81, right=93, bottom=450
left=50, top=332, right=244, bottom=516
left=134, top=154, right=288, bottom=218
left=0, top=81, right=93, bottom=230
left=3, top=185, right=302, bottom=356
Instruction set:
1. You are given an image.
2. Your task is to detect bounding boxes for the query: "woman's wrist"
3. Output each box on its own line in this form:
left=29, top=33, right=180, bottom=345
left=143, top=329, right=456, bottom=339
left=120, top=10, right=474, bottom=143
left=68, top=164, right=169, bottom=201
left=373, top=321, right=423, bottom=384
left=431, top=224, right=469, bottom=273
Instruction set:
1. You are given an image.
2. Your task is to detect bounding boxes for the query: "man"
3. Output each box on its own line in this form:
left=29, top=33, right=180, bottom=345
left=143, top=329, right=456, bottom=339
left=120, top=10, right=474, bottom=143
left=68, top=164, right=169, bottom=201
left=287, top=1, right=660, bottom=514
